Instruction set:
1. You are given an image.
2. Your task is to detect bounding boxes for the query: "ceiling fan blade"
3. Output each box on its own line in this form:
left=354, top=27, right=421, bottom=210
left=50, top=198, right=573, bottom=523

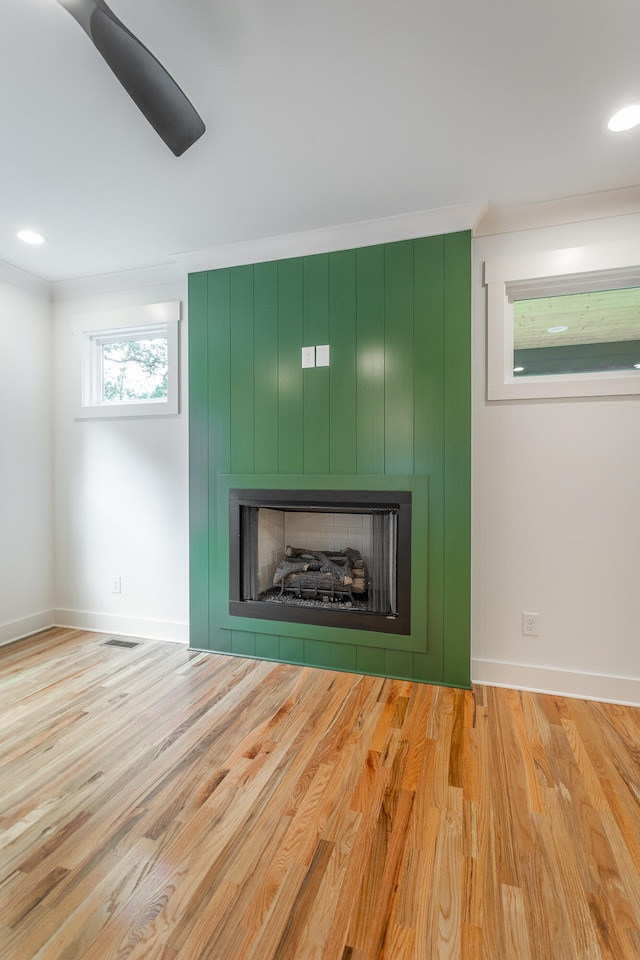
left=56, top=0, right=205, bottom=156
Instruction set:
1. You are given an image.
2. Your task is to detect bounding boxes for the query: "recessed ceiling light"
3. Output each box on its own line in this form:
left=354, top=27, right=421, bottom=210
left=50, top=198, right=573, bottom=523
left=547, top=325, right=568, bottom=333
left=607, top=104, right=640, bottom=132
left=16, top=229, right=46, bottom=245
left=513, top=366, right=524, bottom=373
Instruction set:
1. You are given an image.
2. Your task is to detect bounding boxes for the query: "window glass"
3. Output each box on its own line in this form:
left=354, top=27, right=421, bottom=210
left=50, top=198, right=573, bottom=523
left=102, top=335, right=168, bottom=402
left=513, top=286, right=640, bottom=377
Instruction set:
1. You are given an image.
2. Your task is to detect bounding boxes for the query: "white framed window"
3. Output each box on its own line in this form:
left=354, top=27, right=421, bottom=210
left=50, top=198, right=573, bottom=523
left=75, top=302, right=180, bottom=419
left=485, top=242, right=640, bottom=400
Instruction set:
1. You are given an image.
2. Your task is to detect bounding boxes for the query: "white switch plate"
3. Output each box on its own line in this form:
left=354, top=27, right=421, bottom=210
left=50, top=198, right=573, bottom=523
left=316, top=344, right=330, bottom=367
left=302, top=346, right=315, bottom=368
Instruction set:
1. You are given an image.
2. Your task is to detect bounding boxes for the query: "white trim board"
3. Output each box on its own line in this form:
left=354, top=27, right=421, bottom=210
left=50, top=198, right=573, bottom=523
left=475, top=185, right=640, bottom=238
left=173, top=201, right=488, bottom=273
left=53, top=610, right=188, bottom=644
left=0, top=611, right=56, bottom=647
left=472, top=658, right=640, bottom=708
left=51, top=262, right=186, bottom=301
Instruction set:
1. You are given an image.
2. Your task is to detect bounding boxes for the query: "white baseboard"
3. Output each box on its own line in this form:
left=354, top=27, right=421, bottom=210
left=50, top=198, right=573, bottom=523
left=472, top=658, right=640, bottom=707
left=3, top=622, right=636, bottom=704
left=52, top=609, right=188, bottom=644
left=0, top=610, right=56, bottom=647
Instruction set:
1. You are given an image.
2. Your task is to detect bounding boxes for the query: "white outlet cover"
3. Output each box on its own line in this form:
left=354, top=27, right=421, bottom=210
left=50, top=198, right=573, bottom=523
left=301, top=346, right=315, bottom=368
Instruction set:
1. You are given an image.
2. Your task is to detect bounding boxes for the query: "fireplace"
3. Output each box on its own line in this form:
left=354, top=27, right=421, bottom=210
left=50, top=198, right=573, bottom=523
left=229, top=489, right=412, bottom=634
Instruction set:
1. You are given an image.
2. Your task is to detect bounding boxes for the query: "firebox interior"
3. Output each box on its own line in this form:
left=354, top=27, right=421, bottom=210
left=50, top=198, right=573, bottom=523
left=229, top=489, right=412, bottom=635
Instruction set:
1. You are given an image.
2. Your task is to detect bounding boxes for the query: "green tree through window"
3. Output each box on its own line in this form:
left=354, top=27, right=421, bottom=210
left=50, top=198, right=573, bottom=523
left=102, top=337, right=168, bottom=402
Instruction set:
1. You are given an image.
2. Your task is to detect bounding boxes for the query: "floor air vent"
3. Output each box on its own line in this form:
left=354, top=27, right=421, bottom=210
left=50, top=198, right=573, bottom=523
left=103, top=638, right=141, bottom=649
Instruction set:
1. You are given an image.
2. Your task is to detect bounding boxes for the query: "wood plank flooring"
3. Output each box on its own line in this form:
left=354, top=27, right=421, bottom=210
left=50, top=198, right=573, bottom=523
left=1, top=627, right=639, bottom=959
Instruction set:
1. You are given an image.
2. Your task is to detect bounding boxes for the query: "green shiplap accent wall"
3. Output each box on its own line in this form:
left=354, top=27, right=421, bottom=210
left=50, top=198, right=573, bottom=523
left=188, top=231, right=471, bottom=687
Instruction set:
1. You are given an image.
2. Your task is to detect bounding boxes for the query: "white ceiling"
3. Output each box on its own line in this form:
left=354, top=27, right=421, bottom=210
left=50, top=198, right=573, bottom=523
left=2, top=0, right=640, bottom=283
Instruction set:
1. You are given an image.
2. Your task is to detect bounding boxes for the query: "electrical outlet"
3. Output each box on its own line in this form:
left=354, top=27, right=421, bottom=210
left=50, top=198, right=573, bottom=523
left=301, top=346, right=315, bottom=368
left=111, top=576, right=121, bottom=594
left=522, top=612, right=539, bottom=636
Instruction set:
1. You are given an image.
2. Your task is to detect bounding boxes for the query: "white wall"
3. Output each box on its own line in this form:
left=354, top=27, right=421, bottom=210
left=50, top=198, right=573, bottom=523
left=0, top=273, right=54, bottom=642
left=52, top=275, right=189, bottom=642
left=5, top=200, right=640, bottom=703
left=472, top=210, right=640, bottom=705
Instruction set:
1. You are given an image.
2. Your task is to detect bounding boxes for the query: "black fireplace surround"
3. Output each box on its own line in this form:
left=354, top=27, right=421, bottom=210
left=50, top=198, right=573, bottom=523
left=229, top=488, right=412, bottom=635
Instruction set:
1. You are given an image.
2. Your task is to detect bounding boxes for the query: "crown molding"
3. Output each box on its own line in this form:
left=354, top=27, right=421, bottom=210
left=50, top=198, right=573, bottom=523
left=173, top=201, right=489, bottom=273
left=0, top=259, right=52, bottom=298
left=50, top=261, right=186, bottom=301
left=475, top=185, right=640, bottom=238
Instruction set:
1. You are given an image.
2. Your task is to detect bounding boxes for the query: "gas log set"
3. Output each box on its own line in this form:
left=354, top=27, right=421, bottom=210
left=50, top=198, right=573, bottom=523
left=273, top=546, right=368, bottom=602
left=229, top=491, right=410, bottom=633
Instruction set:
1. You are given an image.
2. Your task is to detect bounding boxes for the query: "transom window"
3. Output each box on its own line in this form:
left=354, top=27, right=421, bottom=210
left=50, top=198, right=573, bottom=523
left=485, top=242, right=640, bottom=399
left=75, top=302, right=180, bottom=419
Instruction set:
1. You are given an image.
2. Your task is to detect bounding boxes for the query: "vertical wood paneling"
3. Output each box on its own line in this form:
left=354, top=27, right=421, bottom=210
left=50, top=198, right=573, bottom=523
left=329, top=250, right=357, bottom=474
left=230, top=266, right=255, bottom=474
left=255, top=632, right=280, bottom=660
left=413, top=236, right=445, bottom=681
left=443, top=231, right=472, bottom=686
left=279, top=635, right=304, bottom=664
left=329, top=642, right=358, bottom=672
left=385, top=648, right=414, bottom=680
left=254, top=263, right=279, bottom=474
left=357, top=645, right=385, bottom=676
left=208, top=268, right=232, bottom=474
left=384, top=241, right=415, bottom=476
left=231, top=630, right=256, bottom=657
left=188, top=233, right=471, bottom=686
left=278, top=259, right=304, bottom=474
left=303, top=255, right=330, bottom=474
left=305, top=638, right=333, bottom=668
left=188, top=272, right=209, bottom=649
left=356, top=246, right=386, bottom=474
left=207, top=268, right=231, bottom=650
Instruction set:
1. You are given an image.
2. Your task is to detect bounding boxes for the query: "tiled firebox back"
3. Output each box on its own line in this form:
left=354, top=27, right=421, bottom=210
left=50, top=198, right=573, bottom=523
left=257, top=509, right=373, bottom=593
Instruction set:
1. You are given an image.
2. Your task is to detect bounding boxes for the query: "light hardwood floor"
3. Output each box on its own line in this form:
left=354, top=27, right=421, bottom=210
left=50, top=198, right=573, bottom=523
left=1, top=628, right=639, bottom=959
